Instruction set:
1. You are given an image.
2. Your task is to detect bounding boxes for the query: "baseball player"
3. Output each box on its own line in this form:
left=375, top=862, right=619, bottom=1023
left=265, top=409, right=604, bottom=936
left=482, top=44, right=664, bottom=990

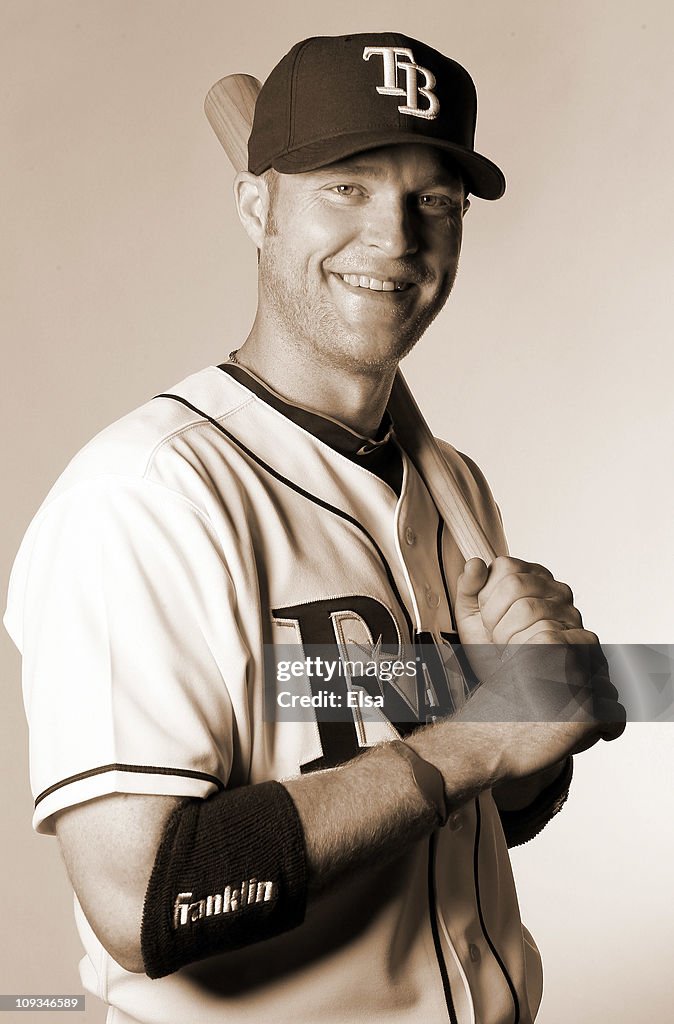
left=4, top=33, right=624, bottom=1024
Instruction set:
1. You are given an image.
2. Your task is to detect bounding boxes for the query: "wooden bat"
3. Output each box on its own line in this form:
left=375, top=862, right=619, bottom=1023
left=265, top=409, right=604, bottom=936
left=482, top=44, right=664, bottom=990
left=204, top=75, right=496, bottom=565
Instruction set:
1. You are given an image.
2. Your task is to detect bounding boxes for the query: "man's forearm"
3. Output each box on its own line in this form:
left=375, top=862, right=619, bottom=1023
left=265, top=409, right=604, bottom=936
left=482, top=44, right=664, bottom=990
left=283, top=723, right=501, bottom=893
left=283, top=744, right=434, bottom=891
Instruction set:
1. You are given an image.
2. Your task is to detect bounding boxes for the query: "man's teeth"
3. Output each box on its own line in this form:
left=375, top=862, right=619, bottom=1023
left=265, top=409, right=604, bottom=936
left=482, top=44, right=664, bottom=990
left=340, top=274, right=406, bottom=292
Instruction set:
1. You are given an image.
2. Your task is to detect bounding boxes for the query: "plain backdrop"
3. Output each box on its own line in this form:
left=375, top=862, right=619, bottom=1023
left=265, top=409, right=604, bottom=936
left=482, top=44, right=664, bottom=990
left=2, top=2, right=672, bottom=1022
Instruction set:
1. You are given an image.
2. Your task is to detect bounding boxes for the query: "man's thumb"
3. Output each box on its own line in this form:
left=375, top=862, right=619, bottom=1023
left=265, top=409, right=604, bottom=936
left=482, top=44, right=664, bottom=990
left=455, top=558, right=489, bottom=611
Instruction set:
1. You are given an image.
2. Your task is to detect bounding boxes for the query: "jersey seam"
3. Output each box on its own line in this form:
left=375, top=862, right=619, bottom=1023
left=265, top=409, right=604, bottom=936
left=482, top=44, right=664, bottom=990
left=143, top=394, right=256, bottom=475
left=30, top=475, right=224, bottom=550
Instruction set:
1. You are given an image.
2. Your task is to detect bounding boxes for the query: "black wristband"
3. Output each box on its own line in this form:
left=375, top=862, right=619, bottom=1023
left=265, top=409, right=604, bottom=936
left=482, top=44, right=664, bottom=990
left=141, top=781, right=308, bottom=979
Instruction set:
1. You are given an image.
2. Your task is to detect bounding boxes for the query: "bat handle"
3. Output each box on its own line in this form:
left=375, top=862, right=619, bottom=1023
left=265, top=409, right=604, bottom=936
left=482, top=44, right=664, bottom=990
left=389, top=372, right=497, bottom=564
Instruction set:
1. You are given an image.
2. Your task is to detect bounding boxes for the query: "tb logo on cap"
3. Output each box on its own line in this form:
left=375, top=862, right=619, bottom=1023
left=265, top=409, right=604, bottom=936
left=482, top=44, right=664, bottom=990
left=363, top=46, right=440, bottom=120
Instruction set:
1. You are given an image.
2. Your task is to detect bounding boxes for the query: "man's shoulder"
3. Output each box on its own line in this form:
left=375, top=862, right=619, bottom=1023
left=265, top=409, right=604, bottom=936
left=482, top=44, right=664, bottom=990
left=11, top=365, right=255, bottom=563
left=4, top=366, right=254, bottom=645
left=48, top=366, right=250, bottom=496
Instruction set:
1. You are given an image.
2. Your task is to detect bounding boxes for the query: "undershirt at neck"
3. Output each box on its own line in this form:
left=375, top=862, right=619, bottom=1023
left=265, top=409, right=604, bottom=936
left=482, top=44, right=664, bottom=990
left=218, top=362, right=403, bottom=496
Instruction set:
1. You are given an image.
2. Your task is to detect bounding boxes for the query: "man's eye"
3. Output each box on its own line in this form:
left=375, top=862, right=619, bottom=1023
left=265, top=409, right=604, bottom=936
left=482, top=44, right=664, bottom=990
left=418, top=194, right=453, bottom=210
left=329, top=184, right=363, bottom=198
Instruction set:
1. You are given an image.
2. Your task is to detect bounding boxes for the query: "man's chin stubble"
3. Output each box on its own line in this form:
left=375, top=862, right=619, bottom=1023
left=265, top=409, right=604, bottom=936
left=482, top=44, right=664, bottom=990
left=259, top=259, right=453, bottom=373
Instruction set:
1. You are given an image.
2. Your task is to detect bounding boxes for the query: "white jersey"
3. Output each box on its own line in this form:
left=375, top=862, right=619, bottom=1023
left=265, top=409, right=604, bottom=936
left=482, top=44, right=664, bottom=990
left=5, top=364, right=543, bottom=1024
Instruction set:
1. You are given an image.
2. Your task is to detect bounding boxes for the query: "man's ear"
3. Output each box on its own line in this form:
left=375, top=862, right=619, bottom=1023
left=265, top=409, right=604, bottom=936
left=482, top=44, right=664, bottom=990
left=463, top=198, right=471, bottom=216
left=234, top=172, right=270, bottom=249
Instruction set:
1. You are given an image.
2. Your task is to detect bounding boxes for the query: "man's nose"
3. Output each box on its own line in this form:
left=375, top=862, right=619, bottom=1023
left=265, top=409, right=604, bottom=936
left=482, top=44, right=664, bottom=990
left=362, top=200, right=419, bottom=258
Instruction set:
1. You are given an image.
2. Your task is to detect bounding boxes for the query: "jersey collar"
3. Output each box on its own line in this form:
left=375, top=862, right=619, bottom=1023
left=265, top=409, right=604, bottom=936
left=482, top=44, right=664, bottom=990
left=218, top=362, right=394, bottom=458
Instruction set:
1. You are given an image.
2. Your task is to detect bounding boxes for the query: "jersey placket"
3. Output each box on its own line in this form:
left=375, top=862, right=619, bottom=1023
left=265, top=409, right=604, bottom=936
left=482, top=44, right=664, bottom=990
left=392, top=449, right=453, bottom=636
left=386, top=450, right=476, bottom=1022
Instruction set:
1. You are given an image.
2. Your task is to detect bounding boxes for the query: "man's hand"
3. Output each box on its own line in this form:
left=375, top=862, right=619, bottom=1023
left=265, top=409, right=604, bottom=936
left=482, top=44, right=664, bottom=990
left=453, top=554, right=588, bottom=697
left=455, top=556, right=583, bottom=648
left=443, top=556, right=626, bottom=783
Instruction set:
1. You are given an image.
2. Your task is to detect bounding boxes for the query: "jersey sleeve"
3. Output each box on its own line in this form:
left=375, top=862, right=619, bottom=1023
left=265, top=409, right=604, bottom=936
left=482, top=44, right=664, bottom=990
left=7, top=477, right=243, bottom=834
left=497, top=756, right=574, bottom=848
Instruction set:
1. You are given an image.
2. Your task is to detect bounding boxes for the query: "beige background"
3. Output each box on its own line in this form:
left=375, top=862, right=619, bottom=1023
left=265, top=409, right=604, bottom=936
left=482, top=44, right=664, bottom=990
left=2, top=2, right=672, bottom=1022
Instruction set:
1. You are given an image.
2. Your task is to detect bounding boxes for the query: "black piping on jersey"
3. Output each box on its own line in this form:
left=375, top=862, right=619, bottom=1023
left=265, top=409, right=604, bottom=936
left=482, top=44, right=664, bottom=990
left=436, top=520, right=481, bottom=695
left=34, top=763, right=225, bottom=809
left=154, top=393, right=414, bottom=637
left=428, top=833, right=458, bottom=1024
left=473, top=798, right=521, bottom=1024
left=436, top=520, right=456, bottom=631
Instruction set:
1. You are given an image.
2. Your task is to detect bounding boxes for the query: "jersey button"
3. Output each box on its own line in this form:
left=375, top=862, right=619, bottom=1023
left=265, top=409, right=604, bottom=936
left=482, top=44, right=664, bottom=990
left=448, top=813, right=463, bottom=831
left=469, top=943, right=481, bottom=963
left=425, top=585, right=440, bottom=608
left=404, top=526, right=416, bottom=546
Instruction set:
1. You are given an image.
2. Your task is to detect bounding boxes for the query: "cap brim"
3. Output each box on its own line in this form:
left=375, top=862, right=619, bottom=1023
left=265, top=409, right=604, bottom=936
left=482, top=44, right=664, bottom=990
left=269, top=130, right=505, bottom=200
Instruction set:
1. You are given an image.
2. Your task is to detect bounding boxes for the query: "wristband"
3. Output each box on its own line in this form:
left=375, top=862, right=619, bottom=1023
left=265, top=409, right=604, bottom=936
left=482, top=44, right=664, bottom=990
left=389, top=740, right=449, bottom=827
left=141, top=780, right=307, bottom=979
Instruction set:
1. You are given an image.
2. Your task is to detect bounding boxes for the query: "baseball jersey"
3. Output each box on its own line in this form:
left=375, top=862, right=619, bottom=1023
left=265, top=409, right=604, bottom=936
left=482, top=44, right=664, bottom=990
left=5, top=363, right=544, bottom=1024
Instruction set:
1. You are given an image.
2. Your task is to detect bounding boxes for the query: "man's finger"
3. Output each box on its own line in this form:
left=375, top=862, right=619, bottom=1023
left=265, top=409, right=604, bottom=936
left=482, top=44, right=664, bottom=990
left=501, top=617, right=578, bottom=647
left=478, top=572, right=575, bottom=626
left=455, top=558, right=489, bottom=619
left=493, top=600, right=583, bottom=646
left=458, top=557, right=489, bottom=595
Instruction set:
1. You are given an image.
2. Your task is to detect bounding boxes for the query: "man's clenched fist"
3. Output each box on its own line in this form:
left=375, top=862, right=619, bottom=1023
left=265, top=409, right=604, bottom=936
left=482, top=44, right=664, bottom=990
left=448, top=556, right=625, bottom=780
left=455, top=556, right=584, bottom=647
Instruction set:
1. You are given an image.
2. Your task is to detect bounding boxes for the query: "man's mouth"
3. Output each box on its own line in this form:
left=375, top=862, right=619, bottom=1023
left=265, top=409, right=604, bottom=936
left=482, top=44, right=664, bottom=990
left=339, top=274, right=410, bottom=292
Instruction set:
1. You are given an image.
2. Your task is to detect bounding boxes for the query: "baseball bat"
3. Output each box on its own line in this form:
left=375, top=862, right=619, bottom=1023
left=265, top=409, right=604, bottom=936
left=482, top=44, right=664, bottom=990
left=204, top=75, right=496, bottom=565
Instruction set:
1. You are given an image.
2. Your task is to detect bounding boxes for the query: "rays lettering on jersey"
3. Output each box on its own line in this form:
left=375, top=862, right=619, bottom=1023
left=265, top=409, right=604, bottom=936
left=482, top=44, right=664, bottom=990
left=273, top=596, right=469, bottom=773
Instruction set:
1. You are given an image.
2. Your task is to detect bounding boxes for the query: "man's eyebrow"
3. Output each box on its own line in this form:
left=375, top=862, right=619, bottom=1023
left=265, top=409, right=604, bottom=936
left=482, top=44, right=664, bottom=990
left=311, top=161, right=463, bottom=188
left=312, top=161, right=389, bottom=179
left=417, top=176, right=464, bottom=191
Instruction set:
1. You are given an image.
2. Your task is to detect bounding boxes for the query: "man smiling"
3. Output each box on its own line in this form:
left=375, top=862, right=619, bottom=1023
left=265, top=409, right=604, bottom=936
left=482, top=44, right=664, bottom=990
left=5, top=32, right=623, bottom=1024
left=239, top=145, right=466, bottom=424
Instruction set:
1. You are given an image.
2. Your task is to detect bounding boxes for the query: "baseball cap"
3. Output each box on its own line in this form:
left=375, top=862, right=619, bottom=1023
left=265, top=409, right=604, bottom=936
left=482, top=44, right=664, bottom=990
left=248, top=32, right=505, bottom=200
